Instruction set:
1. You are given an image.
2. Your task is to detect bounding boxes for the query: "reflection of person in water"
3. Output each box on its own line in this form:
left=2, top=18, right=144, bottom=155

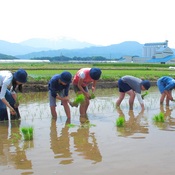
left=160, top=105, right=172, bottom=118
left=158, top=105, right=175, bottom=131
left=50, top=118, right=73, bottom=165
left=71, top=115, right=102, bottom=164
left=116, top=108, right=149, bottom=137
left=0, top=121, right=32, bottom=170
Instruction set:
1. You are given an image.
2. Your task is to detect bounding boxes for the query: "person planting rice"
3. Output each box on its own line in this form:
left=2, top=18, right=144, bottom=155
left=72, top=68, right=102, bottom=117
left=0, top=69, right=28, bottom=121
left=157, top=76, right=175, bottom=106
left=116, top=75, right=151, bottom=111
left=48, top=71, right=72, bottom=119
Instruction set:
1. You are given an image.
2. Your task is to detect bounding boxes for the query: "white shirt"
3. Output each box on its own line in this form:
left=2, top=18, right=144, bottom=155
left=0, top=71, right=13, bottom=99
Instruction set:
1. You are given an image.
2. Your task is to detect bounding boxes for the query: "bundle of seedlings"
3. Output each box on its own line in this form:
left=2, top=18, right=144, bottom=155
left=20, top=126, right=34, bottom=141
left=153, top=112, right=165, bottom=122
left=89, top=92, right=95, bottom=99
left=116, top=117, right=125, bottom=127
left=70, top=94, right=85, bottom=107
left=141, top=91, right=149, bottom=99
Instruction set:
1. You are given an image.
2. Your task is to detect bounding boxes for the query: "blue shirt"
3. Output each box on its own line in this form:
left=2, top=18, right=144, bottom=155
left=157, top=76, right=175, bottom=92
left=48, top=74, right=70, bottom=98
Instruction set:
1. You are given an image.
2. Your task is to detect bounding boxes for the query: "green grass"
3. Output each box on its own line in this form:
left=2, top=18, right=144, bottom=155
left=1, top=62, right=175, bottom=82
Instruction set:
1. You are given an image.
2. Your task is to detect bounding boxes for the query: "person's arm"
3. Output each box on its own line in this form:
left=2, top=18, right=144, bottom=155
left=78, top=78, right=90, bottom=98
left=0, top=83, right=16, bottom=114
left=1, top=98, right=16, bottom=115
left=56, top=94, right=69, bottom=101
left=136, top=93, right=145, bottom=110
left=91, top=80, right=97, bottom=92
left=164, top=82, right=175, bottom=92
left=56, top=85, right=70, bottom=102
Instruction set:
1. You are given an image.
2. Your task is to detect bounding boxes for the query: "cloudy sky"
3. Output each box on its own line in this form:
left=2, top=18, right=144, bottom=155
left=0, top=0, right=174, bottom=47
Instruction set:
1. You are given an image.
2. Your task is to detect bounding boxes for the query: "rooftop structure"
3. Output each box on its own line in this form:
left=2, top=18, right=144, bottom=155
left=143, top=40, right=168, bottom=58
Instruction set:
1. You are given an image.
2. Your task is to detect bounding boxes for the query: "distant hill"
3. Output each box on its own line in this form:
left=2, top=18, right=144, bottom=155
left=0, top=53, right=17, bottom=59
left=0, top=38, right=95, bottom=56
left=0, top=40, right=50, bottom=56
left=16, top=41, right=143, bottom=59
left=1, top=38, right=174, bottom=60
left=20, top=37, right=95, bottom=50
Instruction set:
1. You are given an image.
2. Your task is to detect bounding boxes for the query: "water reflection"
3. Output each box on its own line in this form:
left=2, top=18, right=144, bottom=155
left=2, top=88, right=175, bottom=174
left=153, top=105, right=175, bottom=131
left=116, top=108, right=149, bottom=138
left=0, top=121, right=32, bottom=170
left=71, top=115, right=102, bottom=164
left=49, top=116, right=102, bottom=164
left=50, top=118, right=73, bottom=165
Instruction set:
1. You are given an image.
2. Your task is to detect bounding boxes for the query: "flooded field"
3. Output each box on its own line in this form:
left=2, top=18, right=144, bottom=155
left=0, top=87, right=175, bottom=175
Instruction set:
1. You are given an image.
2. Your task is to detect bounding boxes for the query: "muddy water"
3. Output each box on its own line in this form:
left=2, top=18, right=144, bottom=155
left=0, top=87, right=175, bottom=175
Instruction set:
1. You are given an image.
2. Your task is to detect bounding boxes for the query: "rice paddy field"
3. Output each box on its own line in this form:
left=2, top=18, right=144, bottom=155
left=1, top=62, right=175, bottom=82
left=0, top=87, right=175, bottom=175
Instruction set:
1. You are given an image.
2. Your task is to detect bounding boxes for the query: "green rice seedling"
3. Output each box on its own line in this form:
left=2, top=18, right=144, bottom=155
left=70, top=94, right=85, bottom=106
left=116, top=117, right=125, bottom=127
left=74, top=94, right=85, bottom=104
left=20, top=126, right=34, bottom=141
left=90, top=93, right=95, bottom=99
left=28, top=127, right=34, bottom=139
left=141, top=91, right=149, bottom=99
left=81, top=120, right=96, bottom=128
left=153, top=112, right=165, bottom=122
left=66, top=123, right=77, bottom=128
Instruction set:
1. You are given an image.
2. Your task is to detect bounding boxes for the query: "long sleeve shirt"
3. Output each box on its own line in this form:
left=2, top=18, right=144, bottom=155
left=0, top=71, right=13, bottom=99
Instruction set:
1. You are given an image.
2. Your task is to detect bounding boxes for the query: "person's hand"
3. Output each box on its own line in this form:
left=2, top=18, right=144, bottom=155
left=10, top=108, right=16, bottom=115
left=92, top=86, right=96, bottom=92
left=62, top=96, right=69, bottom=101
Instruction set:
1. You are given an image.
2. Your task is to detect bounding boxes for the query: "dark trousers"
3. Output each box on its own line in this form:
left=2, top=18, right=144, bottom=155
left=0, top=89, right=20, bottom=121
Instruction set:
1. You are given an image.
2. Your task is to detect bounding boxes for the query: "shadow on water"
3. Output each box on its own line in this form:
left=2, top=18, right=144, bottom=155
left=0, top=87, right=175, bottom=175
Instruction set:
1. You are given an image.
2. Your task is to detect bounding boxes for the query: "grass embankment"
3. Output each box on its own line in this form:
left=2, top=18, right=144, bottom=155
left=0, top=62, right=175, bottom=83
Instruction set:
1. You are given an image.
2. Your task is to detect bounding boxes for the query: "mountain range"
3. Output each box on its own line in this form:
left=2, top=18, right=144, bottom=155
left=0, top=38, right=174, bottom=59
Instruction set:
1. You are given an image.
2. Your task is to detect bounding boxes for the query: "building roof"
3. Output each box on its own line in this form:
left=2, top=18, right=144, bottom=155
left=146, top=55, right=175, bottom=63
left=144, top=41, right=168, bottom=46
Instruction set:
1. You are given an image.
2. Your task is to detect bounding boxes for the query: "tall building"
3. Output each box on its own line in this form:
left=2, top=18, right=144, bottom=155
left=143, top=40, right=168, bottom=58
